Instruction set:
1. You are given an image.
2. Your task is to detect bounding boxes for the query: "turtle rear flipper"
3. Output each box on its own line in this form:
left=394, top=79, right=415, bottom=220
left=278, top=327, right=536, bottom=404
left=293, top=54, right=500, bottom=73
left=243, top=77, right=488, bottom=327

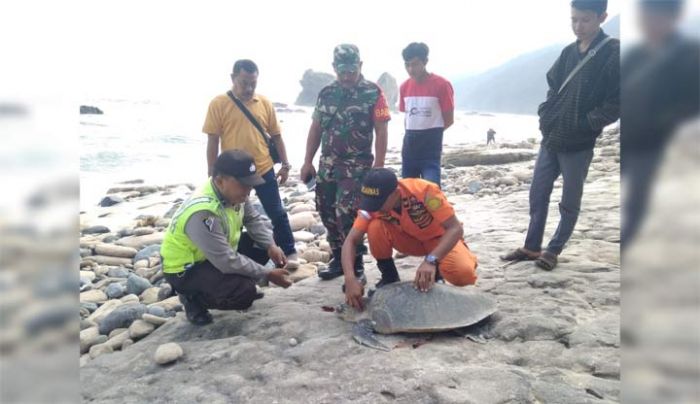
left=352, top=319, right=390, bottom=352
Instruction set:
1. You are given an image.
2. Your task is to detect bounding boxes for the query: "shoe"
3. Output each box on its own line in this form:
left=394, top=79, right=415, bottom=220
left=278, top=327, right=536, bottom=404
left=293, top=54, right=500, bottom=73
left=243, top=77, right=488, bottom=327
left=254, top=285, right=265, bottom=301
left=318, top=249, right=344, bottom=280
left=353, top=252, right=365, bottom=279
left=286, top=253, right=300, bottom=271
left=375, top=258, right=400, bottom=288
left=178, top=294, right=213, bottom=326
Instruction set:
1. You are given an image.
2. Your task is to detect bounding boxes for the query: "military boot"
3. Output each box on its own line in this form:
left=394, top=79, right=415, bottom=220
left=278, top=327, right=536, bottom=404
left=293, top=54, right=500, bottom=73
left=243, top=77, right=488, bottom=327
left=318, top=249, right=344, bottom=280
left=375, top=258, right=400, bottom=288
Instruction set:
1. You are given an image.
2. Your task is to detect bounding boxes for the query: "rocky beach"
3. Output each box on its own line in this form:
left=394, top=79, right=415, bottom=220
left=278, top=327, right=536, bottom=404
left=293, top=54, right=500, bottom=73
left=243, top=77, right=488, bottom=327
left=79, top=128, right=620, bottom=403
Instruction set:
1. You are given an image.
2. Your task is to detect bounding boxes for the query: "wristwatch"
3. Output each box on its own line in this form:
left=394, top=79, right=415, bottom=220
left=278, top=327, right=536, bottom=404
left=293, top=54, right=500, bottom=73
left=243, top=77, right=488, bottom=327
left=280, top=162, right=292, bottom=170
left=425, top=254, right=438, bottom=265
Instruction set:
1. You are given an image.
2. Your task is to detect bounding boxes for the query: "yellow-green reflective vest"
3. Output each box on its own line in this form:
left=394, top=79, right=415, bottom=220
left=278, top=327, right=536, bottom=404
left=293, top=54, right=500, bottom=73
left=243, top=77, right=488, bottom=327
left=160, top=180, right=243, bottom=274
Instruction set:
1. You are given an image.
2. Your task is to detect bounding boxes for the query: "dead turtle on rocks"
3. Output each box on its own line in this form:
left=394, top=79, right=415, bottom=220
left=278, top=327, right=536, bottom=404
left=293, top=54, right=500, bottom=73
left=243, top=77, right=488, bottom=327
left=336, top=282, right=497, bottom=351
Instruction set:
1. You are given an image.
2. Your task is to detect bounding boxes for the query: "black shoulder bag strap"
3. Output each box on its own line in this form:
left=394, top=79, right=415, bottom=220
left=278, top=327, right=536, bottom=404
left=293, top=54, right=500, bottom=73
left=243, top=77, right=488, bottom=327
left=226, top=90, right=270, bottom=142
left=558, top=36, right=614, bottom=94
left=226, top=90, right=280, bottom=163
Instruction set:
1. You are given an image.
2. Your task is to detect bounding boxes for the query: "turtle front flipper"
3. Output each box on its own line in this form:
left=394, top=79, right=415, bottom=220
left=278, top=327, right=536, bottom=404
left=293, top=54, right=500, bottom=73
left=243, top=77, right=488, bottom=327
left=352, top=319, right=391, bottom=352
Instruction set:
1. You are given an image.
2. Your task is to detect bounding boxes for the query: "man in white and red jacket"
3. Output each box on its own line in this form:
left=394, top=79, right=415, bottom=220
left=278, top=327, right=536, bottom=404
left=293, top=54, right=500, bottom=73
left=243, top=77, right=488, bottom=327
left=399, top=42, right=455, bottom=189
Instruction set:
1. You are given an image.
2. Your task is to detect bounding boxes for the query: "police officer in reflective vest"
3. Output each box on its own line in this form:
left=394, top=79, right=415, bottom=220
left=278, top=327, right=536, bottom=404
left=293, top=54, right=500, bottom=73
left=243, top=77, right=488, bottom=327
left=161, top=150, right=291, bottom=325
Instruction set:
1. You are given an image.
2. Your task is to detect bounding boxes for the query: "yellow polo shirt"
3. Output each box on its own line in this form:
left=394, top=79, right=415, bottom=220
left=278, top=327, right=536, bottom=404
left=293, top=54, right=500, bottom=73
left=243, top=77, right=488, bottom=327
left=202, top=93, right=281, bottom=175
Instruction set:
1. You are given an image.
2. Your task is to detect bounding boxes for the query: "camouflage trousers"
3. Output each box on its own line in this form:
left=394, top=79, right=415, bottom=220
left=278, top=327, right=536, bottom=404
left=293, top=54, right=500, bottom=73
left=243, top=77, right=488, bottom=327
left=316, top=157, right=371, bottom=252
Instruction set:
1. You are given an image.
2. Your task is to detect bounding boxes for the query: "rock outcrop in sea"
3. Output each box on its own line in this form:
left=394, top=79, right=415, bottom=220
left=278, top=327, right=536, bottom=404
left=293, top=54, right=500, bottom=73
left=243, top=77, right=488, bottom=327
left=295, top=70, right=335, bottom=106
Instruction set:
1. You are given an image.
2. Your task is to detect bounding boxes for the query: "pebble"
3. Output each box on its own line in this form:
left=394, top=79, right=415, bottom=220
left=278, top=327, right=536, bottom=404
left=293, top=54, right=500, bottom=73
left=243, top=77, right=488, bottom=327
left=128, top=319, right=155, bottom=339
left=142, top=313, right=168, bottom=326
left=154, top=343, right=184, bottom=365
left=134, top=244, right=162, bottom=264
left=80, top=289, right=107, bottom=304
left=108, top=328, right=128, bottom=339
left=115, top=232, right=164, bottom=250
left=106, top=331, right=132, bottom=351
left=288, top=338, right=298, bottom=347
left=126, top=274, right=152, bottom=295
left=95, top=243, right=138, bottom=258
left=99, top=195, right=124, bottom=207
left=289, top=212, right=316, bottom=231
left=80, top=319, right=97, bottom=330
left=133, top=227, right=155, bottom=236
left=98, top=303, right=148, bottom=335
left=147, top=305, right=167, bottom=318
left=80, top=270, right=96, bottom=282
left=293, top=231, right=315, bottom=243
left=290, top=204, right=315, bottom=214
left=89, top=342, right=114, bottom=359
left=89, top=255, right=133, bottom=267
left=301, top=249, right=330, bottom=263
left=105, top=282, right=126, bottom=299
left=80, top=327, right=102, bottom=354
left=148, top=296, right=182, bottom=312
left=107, top=267, right=130, bottom=278
left=466, top=180, right=482, bottom=194
left=88, top=299, right=123, bottom=323
left=120, top=294, right=140, bottom=304
left=309, top=223, right=326, bottom=236
left=140, top=287, right=161, bottom=304
left=157, top=284, right=173, bottom=301
left=121, top=339, right=134, bottom=350
left=82, top=225, right=111, bottom=235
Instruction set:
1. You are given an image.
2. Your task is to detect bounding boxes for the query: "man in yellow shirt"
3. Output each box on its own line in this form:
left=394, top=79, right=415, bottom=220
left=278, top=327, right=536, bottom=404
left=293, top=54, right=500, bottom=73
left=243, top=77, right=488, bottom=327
left=203, top=59, right=298, bottom=268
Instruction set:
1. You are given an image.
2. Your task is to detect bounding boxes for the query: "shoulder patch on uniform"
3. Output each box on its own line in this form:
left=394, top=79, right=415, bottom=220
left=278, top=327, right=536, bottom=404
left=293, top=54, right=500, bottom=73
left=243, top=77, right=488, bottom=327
left=358, top=209, right=371, bottom=220
left=425, top=195, right=442, bottom=211
left=203, top=216, right=215, bottom=232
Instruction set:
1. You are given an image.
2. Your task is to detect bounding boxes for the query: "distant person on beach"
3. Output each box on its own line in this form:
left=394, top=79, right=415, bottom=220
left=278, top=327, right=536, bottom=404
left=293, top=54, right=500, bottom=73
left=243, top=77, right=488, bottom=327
left=399, top=42, right=455, bottom=188
left=203, top=59, right=299, bottom=270
left=501, top=0, right=620, bottom=270
left=300, top=44, right=391, bottom=284
left=342, top=169, right=478, bottom=310
left=621, top=0, right=699, bottom=248
left=160, top=150, right=292, bottom=325
left=487, top=128, right=497, bottom=145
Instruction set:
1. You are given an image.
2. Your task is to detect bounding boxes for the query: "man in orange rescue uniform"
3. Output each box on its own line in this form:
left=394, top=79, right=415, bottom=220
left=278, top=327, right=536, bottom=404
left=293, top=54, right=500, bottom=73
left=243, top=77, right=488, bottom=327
left=341, top=168, right=478, bottom=310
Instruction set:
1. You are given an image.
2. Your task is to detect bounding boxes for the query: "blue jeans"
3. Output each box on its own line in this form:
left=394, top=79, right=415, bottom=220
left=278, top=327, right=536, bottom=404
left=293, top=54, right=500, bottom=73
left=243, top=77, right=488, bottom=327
left=254, top=169, right=296, bottom=256
left=402, top=158, right=442, bottom=188
left=524, top=146, right=594, bottom=255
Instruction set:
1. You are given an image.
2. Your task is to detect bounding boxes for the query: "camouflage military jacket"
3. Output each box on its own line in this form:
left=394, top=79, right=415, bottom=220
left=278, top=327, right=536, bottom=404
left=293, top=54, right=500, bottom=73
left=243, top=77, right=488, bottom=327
left=313, top=78, right=385, bottom=162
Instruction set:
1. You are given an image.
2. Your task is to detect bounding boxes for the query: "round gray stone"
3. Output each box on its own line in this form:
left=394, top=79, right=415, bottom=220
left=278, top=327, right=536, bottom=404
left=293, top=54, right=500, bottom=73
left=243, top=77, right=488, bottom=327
left=133, top=244, right=161, bottom=264
left=99, top=195, right=124, bottom=207
left=147, top=305, right=167, bottom=318
left=98, top=303, right=147, bottom=335
left=105, top=283, right=126, bottom=299
left=309, top=223, right=326, bottom=236
left=107, top=267, right=129, bottom=278
left=82, top=225, right=110, bottom=235
left=126, top=274, right=151, bottom=296
left=156, top=283, right=173, bottom=301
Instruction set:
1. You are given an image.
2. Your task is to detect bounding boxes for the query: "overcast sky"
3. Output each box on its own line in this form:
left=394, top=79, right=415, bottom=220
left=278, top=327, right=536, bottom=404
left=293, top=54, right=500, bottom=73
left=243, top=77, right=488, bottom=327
left=6, top=0, right=687, bottom=106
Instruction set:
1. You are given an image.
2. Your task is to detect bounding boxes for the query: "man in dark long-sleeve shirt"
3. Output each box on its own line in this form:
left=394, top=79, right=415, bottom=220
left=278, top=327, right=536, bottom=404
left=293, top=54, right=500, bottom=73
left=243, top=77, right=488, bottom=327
left=501, top=0, right=620, bottom=270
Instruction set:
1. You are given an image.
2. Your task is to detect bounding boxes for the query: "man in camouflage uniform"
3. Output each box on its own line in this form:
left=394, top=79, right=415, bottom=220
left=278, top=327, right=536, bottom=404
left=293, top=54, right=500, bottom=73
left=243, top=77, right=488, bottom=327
left=300, top=44, right=391, bottom=282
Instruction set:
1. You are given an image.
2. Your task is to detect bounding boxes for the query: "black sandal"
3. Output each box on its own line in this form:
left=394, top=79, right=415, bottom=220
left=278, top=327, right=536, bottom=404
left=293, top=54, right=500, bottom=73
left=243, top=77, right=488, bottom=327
left=499, top=248, right=540, bottom=262
left=535, top=251, right=558, bottom=271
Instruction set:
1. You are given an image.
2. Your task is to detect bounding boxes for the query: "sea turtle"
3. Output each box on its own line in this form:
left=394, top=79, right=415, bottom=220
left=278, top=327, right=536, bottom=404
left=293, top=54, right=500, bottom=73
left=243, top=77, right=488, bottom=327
left=337, top=281, right=497, bottom=351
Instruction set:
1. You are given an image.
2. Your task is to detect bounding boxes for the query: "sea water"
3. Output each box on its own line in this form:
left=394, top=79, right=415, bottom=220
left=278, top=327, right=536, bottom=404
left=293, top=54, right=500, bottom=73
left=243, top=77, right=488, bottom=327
left=79, top=97, right=539, bottom=210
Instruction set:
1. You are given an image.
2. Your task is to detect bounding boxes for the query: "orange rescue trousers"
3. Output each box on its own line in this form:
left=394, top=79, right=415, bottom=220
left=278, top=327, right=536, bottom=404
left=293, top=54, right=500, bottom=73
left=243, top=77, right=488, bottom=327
left=366, top=220, right=478, bottom=286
